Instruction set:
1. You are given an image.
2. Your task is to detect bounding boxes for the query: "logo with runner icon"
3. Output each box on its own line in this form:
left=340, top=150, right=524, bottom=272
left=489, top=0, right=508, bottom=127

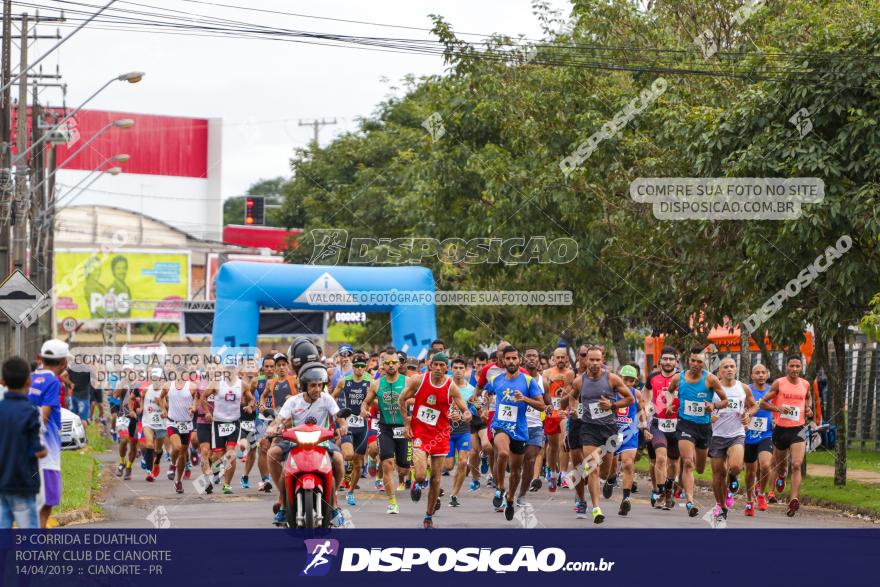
left=301, top=538, right=340, bottom=576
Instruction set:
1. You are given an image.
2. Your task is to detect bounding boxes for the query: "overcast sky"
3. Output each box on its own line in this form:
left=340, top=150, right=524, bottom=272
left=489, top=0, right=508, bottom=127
left=34, top=0, right=570, bottom=199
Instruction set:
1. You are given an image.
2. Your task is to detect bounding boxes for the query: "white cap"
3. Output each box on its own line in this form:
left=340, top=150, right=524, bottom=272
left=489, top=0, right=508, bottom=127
left=149, top=367, right=164, bottom=378
left=40, top=339, right=72, bottom=360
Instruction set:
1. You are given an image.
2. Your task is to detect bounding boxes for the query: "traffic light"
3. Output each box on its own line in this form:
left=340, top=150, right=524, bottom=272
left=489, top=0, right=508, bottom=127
left=244, top=196, right=265, bottom=225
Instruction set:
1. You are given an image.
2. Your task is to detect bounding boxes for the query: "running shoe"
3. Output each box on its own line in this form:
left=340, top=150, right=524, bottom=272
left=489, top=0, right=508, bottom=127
left=184, top=465, right=192, bottom=480
left=175, top=481, right=184, bottom=494
left=686, top=501, right=699, bottom=517
left=592, top=506, right=605, bottom=524
left=204, top=483, right=213, bottom=495
left=516, top=496, right=528, bottom=507
left=140, top=457, right=148, bottom=470
left=468, top=479, right=480, bottom=492
left=273, top=510, right=286, bottom=525
left=152, top=465, right=161, bottom=479
left=486, top=476, right=496, bottom=488
left=744, top=502, right=755, bottom=517
left=618, top=498, right=631, bottom=516
left=212, top=474, right=221, bottom=486
left=439, top=488, right=445, bottom=497
left=190, top=452, right=199, bottom=467
left=675, top=488, right=684, bottom=499
left=347, top=492, right=357, bottom=506
left=331, top=509, right=346, bottom=527
left=560, top=476, right=570, bottom=489
left=404, top=478, right=412, bottom=490
left=776, top=476, right=786, bottom=493
left=504, top=499, right=515, bottom=521
left=548, top=478, right=557, bottom=493
left=123, top=468, right=132, bottom=481
left=422, top=480, right=430, bottom=489
left=167, top=465, right=176, bottom=481
left=450, top=495, right=461, bottom=507
left=340, top=479, right=350, bottom=491
left=115, top=463, right=125, bottom=477
left=725, top=490, right=735, bottom=509
left=387, top=503, right=399, bottom=515
left=602, top=478, right=614, bottom=499
left=575, top=501, right=587, bottom=519
left=729, top=477, right=740, bottom=494
left=222, top=484, right=232, bottom=494
left=165, top=452, right=172, bottom=462
left=423, top=516, right=434, bottom=529
left=650, top=491, right=659, bottom=508
left=480, top=455, right=489, bottom=474
left=411, top=482, right=422, bottom=502
left=145, top=473, right=155, bottom=483
left=767, top=490, right=778, bottom=504
left=398, top=481, right=406, bottom=491
left=375, top=479, right=385, bottom=492
left=631, top=480, right=638, bottom=493
left=529, top=478, right=542, bottom=492
left=240, top=475, right=250, bottom=489
left=712, top=503, right=724, bottom=522
left=664, top=490, right=675, bottom=511
left=757, top=493, right=768, bottom=511
left=435, top=498, right=442, bottom=513
left=492, top=489, right=504, bottom=508
left=368, top=461, right=378, bottom=478
left=786, top=497, right=800, bottom=517
left=442, top=470, right=450, bottom=477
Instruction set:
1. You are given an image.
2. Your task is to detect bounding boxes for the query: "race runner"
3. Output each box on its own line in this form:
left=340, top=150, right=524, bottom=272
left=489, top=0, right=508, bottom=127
left=644, top=347, right=681, bottom=510
left=160, top=367, right=197, bottom=493
left=203, top=366, right=254, bottom=494
left=486, top=346, right=545, bottom=522
left=759, top=354, right=813, bottom=517
left=476, top=342, right=512, bottom=488
left=519, top=346, right=545, bottom=501
left=601, top=365, right=645, bottom=516
left=140, top=367, right=168, bottom=483
left=255, top=355, right=282, bottom=492
left=194, top=369, right=216, bottom=494
left=243, top=356, right=274, bottom=490
left=562, top=346, right=634, bottom=523
left=267, top=365, right=347, bottom=526
left=359, top=352, right=410, bottom=514
left=709, top=358, right=756, bottom=521
left=744, top=363, right=774, bottom=515
left=237, top=362, right=260, bottom=489
left=666, top=348, right=728, bottom=518
left=541, top=347, right=574, bottom=493
left=114, top=364, right=141, bottom=482
left=332, top=351, right=371, bottom=506
left=400, top=352, right=472, bottom=528
left=446, top=357, right=475, bottom=506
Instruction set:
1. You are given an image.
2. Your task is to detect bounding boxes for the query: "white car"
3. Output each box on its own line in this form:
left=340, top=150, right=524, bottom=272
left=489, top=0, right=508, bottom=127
left=61, top=407, right=87, bottom=450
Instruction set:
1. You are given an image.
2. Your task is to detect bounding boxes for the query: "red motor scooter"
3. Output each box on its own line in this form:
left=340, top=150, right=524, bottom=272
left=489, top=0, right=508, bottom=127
left=280, top=417, right=337, bottom=528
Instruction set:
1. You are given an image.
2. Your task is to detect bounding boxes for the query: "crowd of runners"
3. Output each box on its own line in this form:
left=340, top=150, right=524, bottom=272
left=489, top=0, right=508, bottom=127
left=1, top=337, right=816, bottom=529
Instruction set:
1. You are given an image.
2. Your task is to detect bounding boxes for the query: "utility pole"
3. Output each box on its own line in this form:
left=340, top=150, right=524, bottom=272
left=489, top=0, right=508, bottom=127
left=0, top=0, right=14, bottom=354
left=298, top=117, right=336, bottom=146
left=12, top=13, right=28, bottom=273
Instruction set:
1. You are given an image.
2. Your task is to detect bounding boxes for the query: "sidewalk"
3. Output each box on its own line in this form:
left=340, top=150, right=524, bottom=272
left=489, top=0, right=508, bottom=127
left=807, top=464, right=880, bottom=486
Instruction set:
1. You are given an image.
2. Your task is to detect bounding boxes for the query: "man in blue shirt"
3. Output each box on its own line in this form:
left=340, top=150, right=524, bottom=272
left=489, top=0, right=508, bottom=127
left=486, top=346, right=544, bottom=521
left=29, top=339, right=68, bottom=528
left=0, top=357, right=46, bottom=528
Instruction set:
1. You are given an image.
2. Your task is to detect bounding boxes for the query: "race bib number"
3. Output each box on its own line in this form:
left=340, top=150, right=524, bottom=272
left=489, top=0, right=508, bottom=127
left=240, top=420, right=255, bottom=432
left=415, top=405, right=440, bottom=426
left=727, top=398, right=743, bottom=412
left=147, top=411, right=163, bottom=426
left=576, top=404, right=584, bottom=418
left=347, top=415, right=365, bottom=428
left=217, top=422, right=236, bottom=437
left=116, top=416, right=130, bottom=430
left=748, top=417, right=768, bottom=432
left=497, top=404, right=518, bottom=422
left=657, top=418, right=677, bottom=433
left=551, top=397, right=562, bottom=411
left=392, top=427, right=405, bottom=439
left=371, top=419, right=379, bottom=431
left=780, top=404, right=801, bottom=421
left=175, top=421, right=193, bottom=434
left=588, top=402, right=612, bottom=419
left=683, top=400, right=706, bottom=417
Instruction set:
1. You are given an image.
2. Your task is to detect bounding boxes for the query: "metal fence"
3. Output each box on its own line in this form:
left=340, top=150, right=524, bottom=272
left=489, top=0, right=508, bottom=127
left=837, top=342, right=879, bottom=451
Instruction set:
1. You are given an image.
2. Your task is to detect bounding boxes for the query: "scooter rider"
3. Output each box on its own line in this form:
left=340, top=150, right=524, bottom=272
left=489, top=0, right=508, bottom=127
left=266, top=343, right=348, bottom=526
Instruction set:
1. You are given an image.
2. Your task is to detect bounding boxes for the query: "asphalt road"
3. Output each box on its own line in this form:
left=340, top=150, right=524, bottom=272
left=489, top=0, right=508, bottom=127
left=83, top=452, right=876, bottom=529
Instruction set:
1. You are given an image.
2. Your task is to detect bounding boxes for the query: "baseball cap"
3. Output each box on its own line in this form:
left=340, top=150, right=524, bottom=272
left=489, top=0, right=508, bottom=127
left=273, top=353, right=288, bottom=363
left=40, top=339, right=72, bottom=360
left=338, top=344, right=353, bottom=356
left=150, top=367, right=164, bottom=378
left=619, top=365, right=638, bottom=378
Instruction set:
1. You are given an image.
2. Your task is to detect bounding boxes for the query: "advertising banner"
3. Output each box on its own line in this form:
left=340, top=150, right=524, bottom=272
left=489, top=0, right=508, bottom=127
left=54, top=249, right=190, bottom=323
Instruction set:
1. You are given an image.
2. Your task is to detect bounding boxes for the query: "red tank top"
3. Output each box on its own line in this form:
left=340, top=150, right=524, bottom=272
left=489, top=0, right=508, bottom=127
left=411, top=373, right=451, bottom=436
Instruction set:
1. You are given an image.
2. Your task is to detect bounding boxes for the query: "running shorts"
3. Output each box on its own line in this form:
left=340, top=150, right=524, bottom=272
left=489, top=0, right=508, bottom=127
left=340, top=426, right=369, bottom=456
left=579, top=421, right=618, bottom=449
left=544, top=415, right=562, bottom=436
left=167, top=420, right=193, bottom=447
left=486, top=411, right=495, bottom=442
left=413, top=432, right=449, bottom=457
left=676, top=419, right=712, bottom=449
left=469, top=415, right=487, bottom=434
left=566, top=418, right=582, bottom=450
left=116, top=415, right=137, bottom=439
left=239, top=418, right=257, bottom=444
left=744, top=437, right=773, bottom=463
left=614, top=430, right=639, bottom=455
left=772, top=425, right=805, bottom=450
left=196, top=422, right=212, bottom=445
left=708, top=434, right=744, bottom=459
left=447, top=432, right=471, bottom=457
left=211, top=420, right=241, bottom=449
left=526, top=425, right=544, bottom=448
left=648, top=418, right=680, bottom=460
left=90, top=388, right=104, bottom=404
left=142, top=424, right=167, bottom=440
left=378, top=423, right=410, bottom=468
left=492, top=429, right=526, bottom=455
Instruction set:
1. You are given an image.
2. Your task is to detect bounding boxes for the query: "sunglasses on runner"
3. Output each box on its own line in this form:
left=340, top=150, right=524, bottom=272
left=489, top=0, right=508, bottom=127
left=353, top=362, right=367, bottom=368
left=579, top=352, right=588, bottom=357
left=383, top=359, right=399, bottom=365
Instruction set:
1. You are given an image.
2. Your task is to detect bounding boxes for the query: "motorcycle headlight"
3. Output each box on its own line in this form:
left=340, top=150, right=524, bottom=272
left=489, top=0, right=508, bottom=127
left=294, top=430, right=321, bottom=445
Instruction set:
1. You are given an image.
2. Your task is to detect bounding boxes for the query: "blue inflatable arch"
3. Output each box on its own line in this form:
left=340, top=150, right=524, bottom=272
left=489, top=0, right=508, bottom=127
left=211, top=262, right=437, bottom=356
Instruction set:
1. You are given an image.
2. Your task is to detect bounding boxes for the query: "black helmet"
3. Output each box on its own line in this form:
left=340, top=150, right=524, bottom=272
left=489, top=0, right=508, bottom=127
left=289, top=337, right=320, bottom=371
left=299, top=361, right=328, bottom=386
